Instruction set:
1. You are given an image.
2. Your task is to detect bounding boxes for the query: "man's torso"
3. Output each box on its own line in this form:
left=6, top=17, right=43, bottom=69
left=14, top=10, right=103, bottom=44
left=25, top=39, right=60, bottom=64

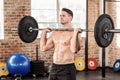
left=51, top=31, right=74, bottom=64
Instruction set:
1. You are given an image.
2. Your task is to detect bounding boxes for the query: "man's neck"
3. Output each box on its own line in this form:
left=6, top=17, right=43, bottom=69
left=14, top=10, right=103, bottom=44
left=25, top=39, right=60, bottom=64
left=62, top=23, right=72, bottom=28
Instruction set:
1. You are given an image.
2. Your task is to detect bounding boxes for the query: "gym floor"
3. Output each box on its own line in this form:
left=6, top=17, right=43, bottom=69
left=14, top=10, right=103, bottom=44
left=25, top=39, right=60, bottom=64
left=3, top=68, right=120, bottom=80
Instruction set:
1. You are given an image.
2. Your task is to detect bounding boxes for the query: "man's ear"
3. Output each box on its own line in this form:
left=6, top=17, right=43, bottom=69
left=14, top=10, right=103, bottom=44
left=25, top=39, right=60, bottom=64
left=71, top=16, right=73, bottom=21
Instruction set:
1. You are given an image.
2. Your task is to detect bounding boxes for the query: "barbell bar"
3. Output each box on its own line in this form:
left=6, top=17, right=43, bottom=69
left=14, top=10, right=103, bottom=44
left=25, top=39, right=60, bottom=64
left=105, top=29, right=120, bottom=33
left=14, top=25, right=120, bottom=33
left=29, top=27, right=120, bottom=33
left=28, top=27, right=94, bottom=32
left=17, top=14, right=117, bottom=48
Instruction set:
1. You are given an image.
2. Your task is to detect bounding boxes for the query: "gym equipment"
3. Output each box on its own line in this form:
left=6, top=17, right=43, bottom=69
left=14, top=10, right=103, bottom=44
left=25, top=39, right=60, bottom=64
left=30, top=45, right=45, bottom=77
left=18, top=16, right=38, bottom=43
left=74, top=58, right=85, bottom=71
left=16, top=14, right=120, bottom=48
left=31, top=61, right=44, bottom=77
left=113, top=59, right=120, bottom=72
left=0, top=62, right=9, bottom=77
left=94, top=14, right=114, bottom=48
left=0, top=77, right=6, bottom=80
left=88, top=58, right=98, bottom=70
left=14, top=74, right=22, bottom=80
left=7, top=54, right=30, bottom=77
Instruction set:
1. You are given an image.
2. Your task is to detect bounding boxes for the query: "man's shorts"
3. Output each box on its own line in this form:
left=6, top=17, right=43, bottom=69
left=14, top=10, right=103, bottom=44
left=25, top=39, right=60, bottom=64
left=48, top=63, right=76, bottom=80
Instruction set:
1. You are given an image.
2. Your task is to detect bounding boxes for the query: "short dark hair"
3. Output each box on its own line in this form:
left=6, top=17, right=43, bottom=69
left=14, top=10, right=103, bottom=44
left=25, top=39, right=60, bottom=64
left=62, top=8, right=73, bottom=18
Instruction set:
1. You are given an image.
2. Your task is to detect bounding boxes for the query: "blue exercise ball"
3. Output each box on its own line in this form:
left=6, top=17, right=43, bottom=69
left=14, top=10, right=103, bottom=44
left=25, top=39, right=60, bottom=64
left=7, top=54, right=30, bottom=76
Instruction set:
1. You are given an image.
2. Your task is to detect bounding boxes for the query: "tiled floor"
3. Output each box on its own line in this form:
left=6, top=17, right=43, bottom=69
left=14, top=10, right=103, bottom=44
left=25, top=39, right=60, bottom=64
left=1, top=68, right=120, bottom=80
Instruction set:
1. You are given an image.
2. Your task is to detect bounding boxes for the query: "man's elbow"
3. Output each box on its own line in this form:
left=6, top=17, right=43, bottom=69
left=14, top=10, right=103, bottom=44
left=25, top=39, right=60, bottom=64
left=72, top=51, right=77, bottom=53
left=70, top=48, right=77, bottom=53
left=71, top=48, right=80, bottom=53
left=40, top=47, right=47, bottom=51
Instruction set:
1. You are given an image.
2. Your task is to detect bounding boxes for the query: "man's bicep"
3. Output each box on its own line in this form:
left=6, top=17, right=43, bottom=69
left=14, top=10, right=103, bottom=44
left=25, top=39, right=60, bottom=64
left=46, top=37, right=54, bottom=50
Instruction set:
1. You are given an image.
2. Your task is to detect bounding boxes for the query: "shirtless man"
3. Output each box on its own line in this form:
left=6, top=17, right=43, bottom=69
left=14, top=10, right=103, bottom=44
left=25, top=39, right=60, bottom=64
left=40, top=8, right=81, bottom=80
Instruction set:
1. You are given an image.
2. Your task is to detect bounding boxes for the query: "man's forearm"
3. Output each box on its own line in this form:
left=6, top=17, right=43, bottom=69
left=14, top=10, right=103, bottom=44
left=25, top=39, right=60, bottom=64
left=40, top=31, right=47, bottom=51
left=70, top=32, right=78, bottom=53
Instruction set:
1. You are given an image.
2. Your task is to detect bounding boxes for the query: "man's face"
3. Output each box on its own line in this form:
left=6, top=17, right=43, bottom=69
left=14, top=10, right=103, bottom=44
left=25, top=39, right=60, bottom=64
left=59, top=11, right=72, bottom=25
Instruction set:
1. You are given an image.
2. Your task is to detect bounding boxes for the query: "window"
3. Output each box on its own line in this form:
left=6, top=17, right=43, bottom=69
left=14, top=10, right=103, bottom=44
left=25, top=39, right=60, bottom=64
left=0, top=0, right=4, bottom=39
left=31, top=0, right=86, bottom=37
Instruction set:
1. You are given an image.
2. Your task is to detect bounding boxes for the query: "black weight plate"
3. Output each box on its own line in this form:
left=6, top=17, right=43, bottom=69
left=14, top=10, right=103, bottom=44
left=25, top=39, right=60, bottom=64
left=18, top=16, right=38, bottom=43
left=113, top=59, right=120, bottom=72
left=94, top=14, right=114, bottom=48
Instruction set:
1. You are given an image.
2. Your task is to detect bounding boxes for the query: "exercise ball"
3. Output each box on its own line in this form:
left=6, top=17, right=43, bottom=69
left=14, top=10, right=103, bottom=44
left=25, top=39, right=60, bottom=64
left=7, top=54, right=30, bottom=76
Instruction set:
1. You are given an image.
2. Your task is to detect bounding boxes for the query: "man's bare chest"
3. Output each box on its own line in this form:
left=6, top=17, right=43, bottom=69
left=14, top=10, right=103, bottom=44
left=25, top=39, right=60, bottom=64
left=52, top=31, right=72, bottom=45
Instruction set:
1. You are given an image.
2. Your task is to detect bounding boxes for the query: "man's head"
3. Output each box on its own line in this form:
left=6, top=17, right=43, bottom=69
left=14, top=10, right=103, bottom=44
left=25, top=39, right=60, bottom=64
left=62, top=8, right=73, bottom=18
left=60, top=8, right=73, bottom=25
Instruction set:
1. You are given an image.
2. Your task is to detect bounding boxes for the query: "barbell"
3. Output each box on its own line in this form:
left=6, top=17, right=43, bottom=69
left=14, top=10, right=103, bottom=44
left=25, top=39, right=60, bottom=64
left=17, top=14, right=119, bottom=48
